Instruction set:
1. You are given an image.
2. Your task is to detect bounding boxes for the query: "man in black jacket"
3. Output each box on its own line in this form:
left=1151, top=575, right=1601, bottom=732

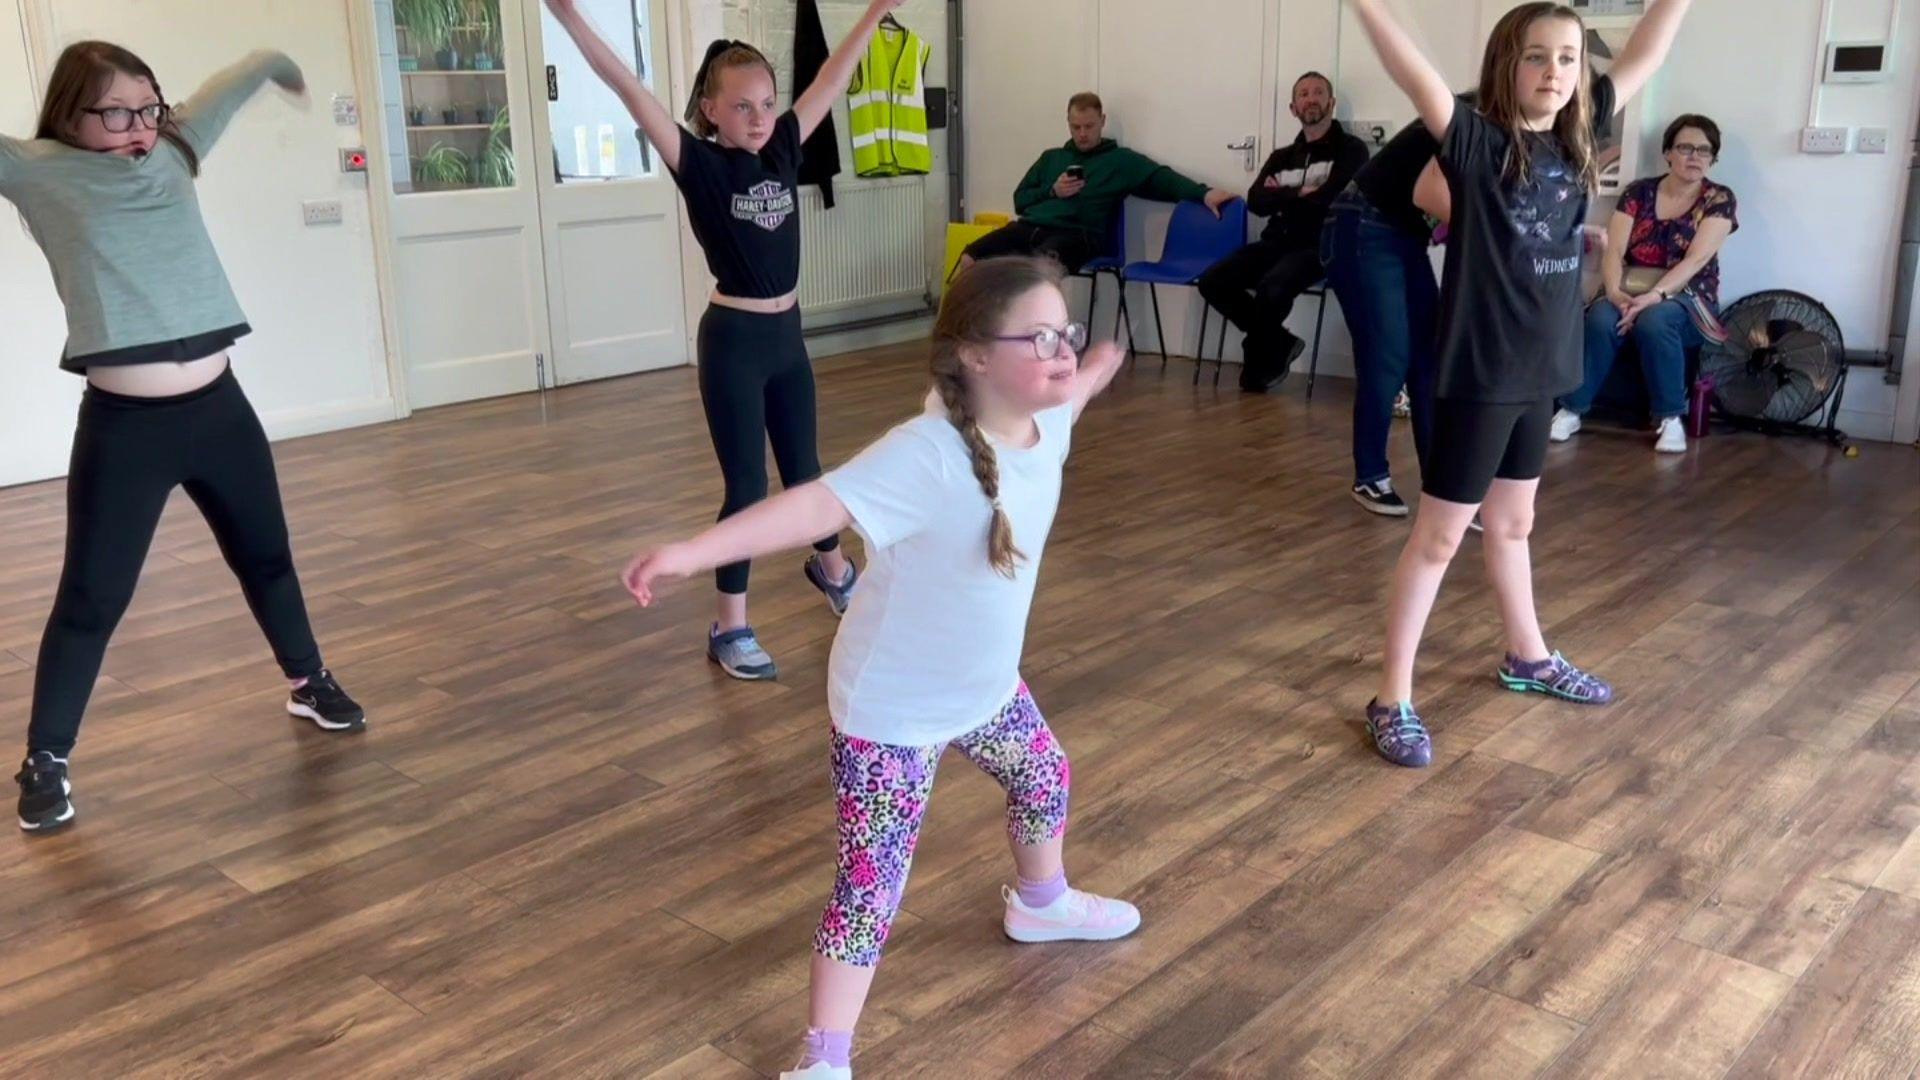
left=1199, top=71, right=1370, bottom=392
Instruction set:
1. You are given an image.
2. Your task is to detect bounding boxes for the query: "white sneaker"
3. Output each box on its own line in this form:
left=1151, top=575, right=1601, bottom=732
left=781, top=1065, right=851, bottom=1080
left=1549, top=408, right=1582, bottom=443
left=1654, top=417, right=1687, bottom=453
left=1003, top=885, right=1142, bottom=943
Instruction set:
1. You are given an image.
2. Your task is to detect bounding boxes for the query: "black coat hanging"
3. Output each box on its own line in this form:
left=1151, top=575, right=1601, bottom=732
left=794, top=0, right=840, bottom=208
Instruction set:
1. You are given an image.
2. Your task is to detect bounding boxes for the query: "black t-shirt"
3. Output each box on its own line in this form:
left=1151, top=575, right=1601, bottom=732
left=1433, top=104, right=1590, bottom=403
left=1353, top=75, right=1614, bottom=239
left=668, top=110, right=803, bottom=299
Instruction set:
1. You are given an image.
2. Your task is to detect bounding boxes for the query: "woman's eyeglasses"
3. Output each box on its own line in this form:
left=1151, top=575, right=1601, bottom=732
left=992, top=322, right=1089, bottom=360
left=83, top=104, right=170, bottom=134
left=1670, top=142, right=1715, bottom=160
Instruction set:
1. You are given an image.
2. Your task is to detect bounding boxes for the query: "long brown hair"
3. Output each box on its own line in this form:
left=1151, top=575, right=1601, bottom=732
left=931, top=257, right=1063, bottom=578
left=683, top=39, right=777, bottom=139
left=35, top=41, right=198, bottom=175
left=1477, top=3, right=1595, bottom=190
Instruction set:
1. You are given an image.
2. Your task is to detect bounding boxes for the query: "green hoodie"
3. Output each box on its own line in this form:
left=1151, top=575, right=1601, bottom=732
left=1013, top=138, right=1209, bottom=237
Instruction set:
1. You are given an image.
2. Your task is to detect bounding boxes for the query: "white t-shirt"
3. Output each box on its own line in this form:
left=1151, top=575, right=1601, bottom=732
left=821, top=398, right=1075, bottom=747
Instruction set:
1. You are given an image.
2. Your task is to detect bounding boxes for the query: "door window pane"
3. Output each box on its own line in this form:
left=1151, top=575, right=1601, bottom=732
left=374, top=0, right=518, bottom=194
left=541, top=0, right=659, bottom=183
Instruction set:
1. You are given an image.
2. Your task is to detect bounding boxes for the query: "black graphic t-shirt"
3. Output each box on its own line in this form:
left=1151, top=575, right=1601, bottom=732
left=1434, top=106, right=1590, bottom=403
left=669, top=110, right=803, bottom=299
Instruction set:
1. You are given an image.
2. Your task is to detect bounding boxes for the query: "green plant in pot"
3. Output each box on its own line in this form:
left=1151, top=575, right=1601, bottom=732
left=413, top=141, right=472, bottom=189
left=393, top=0, right=456, bottom=66
left=478, top=104, right=516, bottom=188
left=468, top=0, right=501, bottom=70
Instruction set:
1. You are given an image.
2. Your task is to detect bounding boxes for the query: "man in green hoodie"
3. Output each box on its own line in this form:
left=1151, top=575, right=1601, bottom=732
left=960, top=92, right=1235, bottom=273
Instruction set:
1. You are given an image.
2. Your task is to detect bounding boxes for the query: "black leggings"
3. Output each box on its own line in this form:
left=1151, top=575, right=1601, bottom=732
left=27, top=368, right=323, bottom=756
left=697, top=305, right=839, bottom=595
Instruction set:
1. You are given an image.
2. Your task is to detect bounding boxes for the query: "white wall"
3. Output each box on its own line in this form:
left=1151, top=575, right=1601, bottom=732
left=2, top=0, right=396, bottom=488
left=963, top=0, right=1920, bottom=441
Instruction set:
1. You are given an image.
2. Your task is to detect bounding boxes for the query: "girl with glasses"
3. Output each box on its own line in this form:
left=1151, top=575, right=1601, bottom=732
left=622, top=258, right=1134, bottom=1080
left=2, top=42, right=365, bottom=833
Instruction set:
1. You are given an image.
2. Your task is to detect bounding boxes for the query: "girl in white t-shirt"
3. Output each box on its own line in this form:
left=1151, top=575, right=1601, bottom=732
left=624, top=257, right=1137, bottom=1080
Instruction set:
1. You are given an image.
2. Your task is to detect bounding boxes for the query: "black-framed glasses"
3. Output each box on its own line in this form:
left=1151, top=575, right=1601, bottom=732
left=83, top=103, right=170, bottom=134
left=1670, top=142, right=1715, bottom=160
left=992, top=322, right=1088, bottom=360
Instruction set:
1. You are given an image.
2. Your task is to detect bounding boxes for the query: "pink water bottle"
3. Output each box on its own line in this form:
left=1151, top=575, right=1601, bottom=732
left=1687, top=374, right=1714, bottom=439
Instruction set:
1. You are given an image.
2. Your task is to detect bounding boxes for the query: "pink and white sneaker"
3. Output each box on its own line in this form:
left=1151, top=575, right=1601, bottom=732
left=1001, top=885, right=1142, bottom=943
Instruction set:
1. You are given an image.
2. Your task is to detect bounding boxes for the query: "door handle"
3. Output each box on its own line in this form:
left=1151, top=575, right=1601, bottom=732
left=1226, top=136, right=1256, bottom=171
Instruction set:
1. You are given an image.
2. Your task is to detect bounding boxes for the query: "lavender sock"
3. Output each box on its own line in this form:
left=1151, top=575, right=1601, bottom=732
left=1017, top=868, right=1068, bottom=909
left=800, top=1028, right=853, bottom=1069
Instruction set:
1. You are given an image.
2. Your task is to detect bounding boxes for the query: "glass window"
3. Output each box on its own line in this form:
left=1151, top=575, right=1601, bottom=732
left=375, top=0, right=518, bottom=194
left=540, top=0, right=660, bottom=183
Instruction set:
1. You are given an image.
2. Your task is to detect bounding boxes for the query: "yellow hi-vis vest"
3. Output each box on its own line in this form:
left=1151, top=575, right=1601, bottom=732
left=848, top=26, right=932, bottom=177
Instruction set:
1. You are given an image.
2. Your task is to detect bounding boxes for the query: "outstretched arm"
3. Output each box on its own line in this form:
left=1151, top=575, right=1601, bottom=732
left=793, top=0, right=905, bottom=142
left=623, top=482, right=853, bottom=605
left=545, top=0, right=681, bottom=172
left=1346, top=0, right=1455, bottom=140
left=1072, top=341, right=1126, bottom=421
left=1602, top=0, right=1695, bottom=108
left=172, top=51, right=305, bottom=159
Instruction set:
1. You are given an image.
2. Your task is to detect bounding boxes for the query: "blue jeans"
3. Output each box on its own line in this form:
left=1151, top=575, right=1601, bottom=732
left=1321, top=190, right=1437, bottom=486
left=1563, top=298, right=1704, bottom=420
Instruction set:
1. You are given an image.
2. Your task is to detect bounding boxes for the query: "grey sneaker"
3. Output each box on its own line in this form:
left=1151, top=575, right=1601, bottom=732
left=804, top=555, right=858, bottom=617
left=708, top=625, right=777, bottom=681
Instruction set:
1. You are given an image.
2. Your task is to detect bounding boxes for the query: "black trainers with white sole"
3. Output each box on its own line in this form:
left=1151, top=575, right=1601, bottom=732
left=287, top=670, right=366, bottom=732
left=16, top=751, right=74, bottom=832
left=1352, top=478, right=1410, bottom=517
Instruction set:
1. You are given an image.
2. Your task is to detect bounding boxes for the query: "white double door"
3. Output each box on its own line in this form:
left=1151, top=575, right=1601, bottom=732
left=374, top=0, right=688, bottom=409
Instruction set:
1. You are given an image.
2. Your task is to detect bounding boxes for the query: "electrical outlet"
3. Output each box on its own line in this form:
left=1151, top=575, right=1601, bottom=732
left=1351, top=118, right=1392, bottom=149
left=1857, top=127, right=1890, bottom=154
left=301, top=199, right=343, bottom=227
left=1801, top=126, right=1849, bottom=154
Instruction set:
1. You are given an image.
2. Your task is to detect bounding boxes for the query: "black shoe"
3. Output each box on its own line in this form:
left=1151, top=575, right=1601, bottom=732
left=16, top=752, right=74, bottom=833
left=1275, top=334, right=1306, bottom=388
left=1352, top=478, right=1410, bottom=517
left=287, top=670, right=366, bottom=732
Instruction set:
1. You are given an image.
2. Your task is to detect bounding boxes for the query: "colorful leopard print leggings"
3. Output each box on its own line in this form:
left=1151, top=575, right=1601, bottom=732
left=814, top=683, right=1070, bottom=967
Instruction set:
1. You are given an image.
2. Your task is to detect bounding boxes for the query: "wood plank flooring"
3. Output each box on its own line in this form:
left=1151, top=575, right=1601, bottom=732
left=1, top=345, right=1917, bottom=1078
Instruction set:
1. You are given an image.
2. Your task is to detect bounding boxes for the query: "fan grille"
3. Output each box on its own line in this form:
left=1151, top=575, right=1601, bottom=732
left=1700, top=291, right=1845, bottom=424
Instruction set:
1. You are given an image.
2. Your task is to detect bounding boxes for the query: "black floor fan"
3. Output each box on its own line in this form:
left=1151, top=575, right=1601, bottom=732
left=1698, top=290, right=1854, bottom=451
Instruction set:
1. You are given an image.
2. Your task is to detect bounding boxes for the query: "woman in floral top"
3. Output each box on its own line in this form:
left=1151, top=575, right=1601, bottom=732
left=1553, top=113, right=1738, bottom=453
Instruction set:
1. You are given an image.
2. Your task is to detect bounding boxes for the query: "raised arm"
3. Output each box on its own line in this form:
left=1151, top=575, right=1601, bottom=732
left=1346, top=0, right=1455, bottom=140
left=793, top=0, right=905, bottom=142
left=544, top=0, right=681, bottom=173
left=172, top=51, right=305, bottom=159
left=1602, top=0, right=1695, bottom=108
left=623, top=482, right=853, bottom=605
left=1072, top=341, right=1126, bottom=421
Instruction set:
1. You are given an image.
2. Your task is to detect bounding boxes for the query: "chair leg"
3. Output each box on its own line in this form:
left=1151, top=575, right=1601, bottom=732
left=1193, top=304, right=1208, bottom=386
left=1214, top=306, right=1229, bottom=387
left=1118, top=277, right=1137, bottom=366
left=1307, top=289, right=1330, bottom=401
left=1086, top=272, right=1100, bottom=333
left=1149, top=283, right=1169, bottom=373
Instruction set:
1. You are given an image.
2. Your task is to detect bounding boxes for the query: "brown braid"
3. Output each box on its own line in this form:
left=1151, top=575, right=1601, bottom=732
left=930, top=256, right=1064, bottom=577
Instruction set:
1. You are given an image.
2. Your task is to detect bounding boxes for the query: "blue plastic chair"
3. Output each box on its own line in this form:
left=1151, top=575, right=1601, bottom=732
left=1072, top=205, right=1134, bottom=355
left=1120, top=198, right=1248, bottom=378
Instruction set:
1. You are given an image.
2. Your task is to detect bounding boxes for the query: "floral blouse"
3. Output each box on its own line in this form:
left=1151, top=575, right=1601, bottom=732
left=1618, top=176, right=1739, bottom=309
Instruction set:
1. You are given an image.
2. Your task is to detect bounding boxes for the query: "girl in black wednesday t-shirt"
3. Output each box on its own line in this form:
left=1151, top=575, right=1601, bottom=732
left=545, top=0, right=903, bottom=681
left=1343, top=0, right=1691, bottom=768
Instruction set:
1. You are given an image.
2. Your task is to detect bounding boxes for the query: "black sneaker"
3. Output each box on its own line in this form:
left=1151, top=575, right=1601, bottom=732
left=1244, top=334, right=1304, bottom=393
left=16, top=752, right=74, bottom=833
left=1352, top=478, right=1410, bottom=517
left=287, top=670, right=366, bottom=732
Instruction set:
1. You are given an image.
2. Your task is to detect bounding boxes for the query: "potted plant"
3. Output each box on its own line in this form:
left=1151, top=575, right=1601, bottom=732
left=406, top=106, right=428, bottom=127
left=473, top=102, right=496, bottom=124
left=393, top=0, right=456, bottom=67
left=468, top=0, right=501, bottom=69
left=442, top=106, right=464, bottom=125
left=413, top=142, right=472, bottom=189
left=478, top=103, right=515, bottom=188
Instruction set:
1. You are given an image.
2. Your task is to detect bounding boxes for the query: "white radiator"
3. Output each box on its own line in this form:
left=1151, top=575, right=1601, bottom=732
left=797, top=176, right=929, bottom=315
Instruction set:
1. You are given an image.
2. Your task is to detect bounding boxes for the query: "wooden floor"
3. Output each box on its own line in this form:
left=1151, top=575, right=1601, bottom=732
left=1, top=345, right=1917, bottom=1078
